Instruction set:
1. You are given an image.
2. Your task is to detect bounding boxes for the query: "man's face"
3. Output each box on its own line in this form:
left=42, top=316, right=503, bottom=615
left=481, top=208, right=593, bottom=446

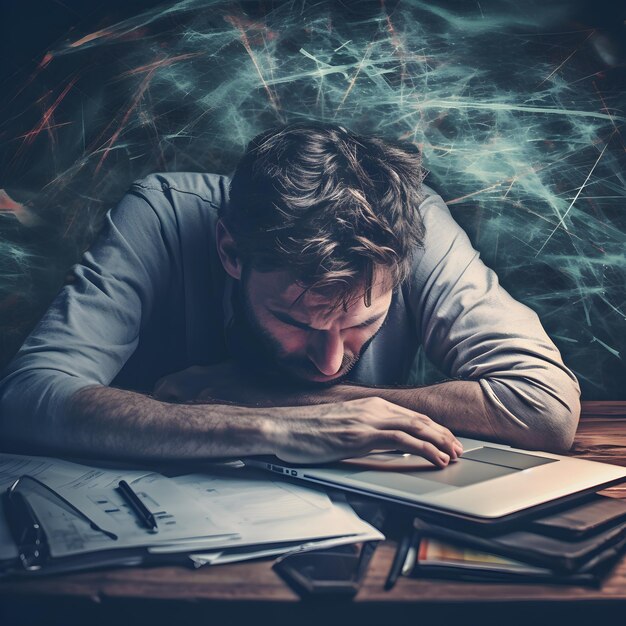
left=240, top=268, right=393, bottom=385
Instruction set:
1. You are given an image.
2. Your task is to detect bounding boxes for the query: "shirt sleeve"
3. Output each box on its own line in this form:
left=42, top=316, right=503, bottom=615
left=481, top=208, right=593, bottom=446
left=406, top=190, right=581, bottom=450
left=0, top=184, right=175, bottom=446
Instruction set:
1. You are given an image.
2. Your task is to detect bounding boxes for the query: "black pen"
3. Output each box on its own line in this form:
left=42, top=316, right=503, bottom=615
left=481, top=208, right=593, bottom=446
left=384, top=528, right=414, bottom=590
left=117, top=480, right=158, bottom=532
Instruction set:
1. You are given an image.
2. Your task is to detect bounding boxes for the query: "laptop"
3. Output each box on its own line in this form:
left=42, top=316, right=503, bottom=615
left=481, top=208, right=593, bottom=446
left=244, top=437, right=626, bottom=528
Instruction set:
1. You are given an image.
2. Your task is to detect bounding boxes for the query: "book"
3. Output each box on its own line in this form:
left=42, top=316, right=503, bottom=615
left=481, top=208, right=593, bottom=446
left=405, top=496, right=626, bottom=585
left=410, top=534, right=626, bottom=585
left=412, top=513, right=626, bottom=573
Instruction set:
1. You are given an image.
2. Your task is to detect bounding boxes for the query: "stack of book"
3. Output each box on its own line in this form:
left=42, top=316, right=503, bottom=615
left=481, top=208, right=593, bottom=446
left=406, top=494, right=626, bottom=585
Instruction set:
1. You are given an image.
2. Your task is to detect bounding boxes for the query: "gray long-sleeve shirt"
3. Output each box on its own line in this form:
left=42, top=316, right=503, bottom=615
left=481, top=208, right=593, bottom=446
left=0, top=173, right=580, bottom=449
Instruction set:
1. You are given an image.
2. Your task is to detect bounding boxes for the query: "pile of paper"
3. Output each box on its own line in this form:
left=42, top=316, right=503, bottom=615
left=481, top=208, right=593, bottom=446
left=0, top=453, right=383, bottom=574
left=167, top=469, right=383, bottom=565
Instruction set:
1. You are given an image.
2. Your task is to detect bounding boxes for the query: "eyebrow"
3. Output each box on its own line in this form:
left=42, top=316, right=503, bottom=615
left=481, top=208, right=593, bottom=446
left=268, top=308, right=388, bottom=331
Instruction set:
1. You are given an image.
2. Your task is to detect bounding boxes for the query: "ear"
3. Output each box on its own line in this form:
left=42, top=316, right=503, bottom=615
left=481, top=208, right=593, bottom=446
left=216, top=219, right=243, bottom=280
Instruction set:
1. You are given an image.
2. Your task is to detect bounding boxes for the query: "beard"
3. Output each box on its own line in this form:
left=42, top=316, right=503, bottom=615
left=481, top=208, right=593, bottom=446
left=258, top=337, right=362, bottom=387
left=228, top=280, right=379, bottom=388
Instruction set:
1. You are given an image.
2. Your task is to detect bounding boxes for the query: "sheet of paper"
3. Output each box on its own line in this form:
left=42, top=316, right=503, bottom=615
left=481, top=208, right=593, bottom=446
left=0, top=453, right=153, bottom=539
left=0, top=453, right=151, bottom=493
left=0, top=453, right=237, bottom=561
left=26, top=472, right=238, bottom=558
left=172, top=470, right=331, bottom=524
left=190, top=517, right=384, bottom=566
left=169, top=470, right=384, bottom=556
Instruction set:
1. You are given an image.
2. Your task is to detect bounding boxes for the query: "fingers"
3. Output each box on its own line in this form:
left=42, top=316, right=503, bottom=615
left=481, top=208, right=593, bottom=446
left=153, top=381, right=180, bottom=402
left=413, top=416, right=463, bottom=452
left=375, top=414, right=462, bottom=461
left=153, top=368, right=213, bottom=402
left=374, top=431, right=452, bottom=468
left=355, top=397, right=462, bottom=461
left=272, top=398, right=464, bottom=466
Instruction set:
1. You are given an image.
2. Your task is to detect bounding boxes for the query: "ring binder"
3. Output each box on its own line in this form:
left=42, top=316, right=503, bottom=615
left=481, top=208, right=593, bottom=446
left=3, top=475, right=119, bottom=572
left=4, top=479, right=49, bottom=571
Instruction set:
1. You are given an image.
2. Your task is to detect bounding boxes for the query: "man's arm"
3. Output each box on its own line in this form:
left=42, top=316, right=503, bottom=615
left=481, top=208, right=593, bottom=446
left=402, top=191, right=581, bottom=451
left=154, top=366, right=548, bottom=449
left=326, top=380, right=501, bottom=442
left=322, top=379, right=562, bottom=449
left=54, top=385, right=461, bottom=467
left=155, top=363, right=498, bottom=441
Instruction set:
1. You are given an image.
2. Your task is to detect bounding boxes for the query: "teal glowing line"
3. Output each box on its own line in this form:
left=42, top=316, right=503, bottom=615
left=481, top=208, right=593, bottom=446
left=591, top=337, right=621, bottom=359
left=535, top=140, right=611, bottom=256
left=411, top=100, right=625, bottom=123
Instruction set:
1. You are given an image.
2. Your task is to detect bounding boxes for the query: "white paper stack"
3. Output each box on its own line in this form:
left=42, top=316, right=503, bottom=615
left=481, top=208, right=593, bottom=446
left=0, top=453, right=383, bottom=574
left=167, top=469, right=384, bottom=565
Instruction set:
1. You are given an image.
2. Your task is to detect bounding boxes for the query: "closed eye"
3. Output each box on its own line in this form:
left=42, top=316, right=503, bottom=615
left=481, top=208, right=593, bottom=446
left=269, top=309, right=386, bottom=331
left=270, top=311, right=311, bottom=330
left=349, top=316, right=384, bottom=330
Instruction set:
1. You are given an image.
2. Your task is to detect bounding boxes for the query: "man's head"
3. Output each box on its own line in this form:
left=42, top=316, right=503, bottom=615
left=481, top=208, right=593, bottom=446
left=217, top=122, right=425, bottom=384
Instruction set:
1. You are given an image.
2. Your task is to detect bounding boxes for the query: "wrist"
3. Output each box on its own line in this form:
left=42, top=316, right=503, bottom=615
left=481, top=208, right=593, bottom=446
left=257, top=403, right=330, bottom=459
left=253, top=407, right=281, bottom=456
left=187, top=403, right=277, bottom=457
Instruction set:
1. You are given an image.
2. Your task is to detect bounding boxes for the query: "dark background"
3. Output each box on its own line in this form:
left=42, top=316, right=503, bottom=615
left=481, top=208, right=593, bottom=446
left=0, top=0, right=625, bottom=398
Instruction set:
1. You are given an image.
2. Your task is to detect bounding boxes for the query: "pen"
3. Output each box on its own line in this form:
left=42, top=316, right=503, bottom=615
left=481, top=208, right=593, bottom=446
left=117, top=480, right=158, bottom=532
left=384, top=528, right=414, bottom=590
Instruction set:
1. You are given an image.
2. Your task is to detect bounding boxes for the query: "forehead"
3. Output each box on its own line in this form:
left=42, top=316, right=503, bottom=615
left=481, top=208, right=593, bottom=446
left=249, top=268, right=392, bottom=320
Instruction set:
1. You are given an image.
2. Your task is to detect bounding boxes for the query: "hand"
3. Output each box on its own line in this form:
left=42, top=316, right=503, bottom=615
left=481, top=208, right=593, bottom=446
left=152, top=361, right=358, bottom=406
left=153, top=362, right=257, bottom=404
left=153, top=361, right=276, bottom=406
left=154, top=365, right=462, bottom=467
left=269, top=397, right=463, bottom=468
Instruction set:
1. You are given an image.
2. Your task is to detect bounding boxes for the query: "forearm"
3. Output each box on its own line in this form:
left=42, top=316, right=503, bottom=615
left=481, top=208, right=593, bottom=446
left=31, top=385, right=276, bottom=461
left=336, top=379, right=500, bottom=441
left=154, top=368, right=496, bottom=444
left=3, top=382, right=463, bottom=467
left=199, top=377, right=498, bottom=440
left=332, top=379, right=576, bottom=452
left=150, top=363, right=575, bottom=453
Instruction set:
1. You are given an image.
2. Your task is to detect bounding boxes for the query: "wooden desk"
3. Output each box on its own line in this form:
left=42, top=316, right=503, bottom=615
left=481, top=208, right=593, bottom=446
left=1, top=401, right=625, bottom=626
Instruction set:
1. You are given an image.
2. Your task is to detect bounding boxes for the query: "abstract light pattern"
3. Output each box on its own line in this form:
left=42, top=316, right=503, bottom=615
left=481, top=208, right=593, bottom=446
left=0, top=0, right=624, bottom=398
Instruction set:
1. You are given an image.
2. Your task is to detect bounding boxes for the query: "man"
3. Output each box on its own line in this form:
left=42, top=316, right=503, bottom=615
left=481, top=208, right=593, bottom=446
left=0, top=123, right=580, bottom=466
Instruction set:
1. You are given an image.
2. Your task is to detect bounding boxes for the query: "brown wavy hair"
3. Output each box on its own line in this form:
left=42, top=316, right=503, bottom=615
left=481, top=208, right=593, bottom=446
left=222, top=122, right=426, bottom=307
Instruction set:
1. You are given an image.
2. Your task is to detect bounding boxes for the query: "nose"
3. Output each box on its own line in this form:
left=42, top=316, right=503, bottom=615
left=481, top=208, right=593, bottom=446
left=307, top=330, right=344, bottom=376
